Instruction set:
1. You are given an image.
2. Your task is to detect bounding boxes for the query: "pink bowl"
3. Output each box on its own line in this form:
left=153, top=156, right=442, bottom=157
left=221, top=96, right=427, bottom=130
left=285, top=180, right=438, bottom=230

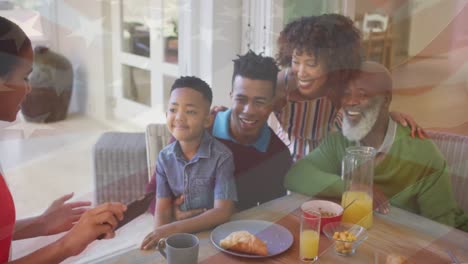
left=301, top=200, right=343, bottom=233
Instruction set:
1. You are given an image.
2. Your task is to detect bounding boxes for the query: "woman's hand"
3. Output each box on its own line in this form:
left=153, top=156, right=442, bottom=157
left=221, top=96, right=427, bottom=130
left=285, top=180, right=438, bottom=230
left=390, top=111, right=428, bottom=139
left=60, top=202, right=127, bottom=256
left=40, top=192, right=92, bottom=235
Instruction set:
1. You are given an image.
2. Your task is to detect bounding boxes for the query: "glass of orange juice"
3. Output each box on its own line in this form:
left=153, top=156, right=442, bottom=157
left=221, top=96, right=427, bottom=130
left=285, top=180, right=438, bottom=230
left=300, top=210, right=321, bottom=262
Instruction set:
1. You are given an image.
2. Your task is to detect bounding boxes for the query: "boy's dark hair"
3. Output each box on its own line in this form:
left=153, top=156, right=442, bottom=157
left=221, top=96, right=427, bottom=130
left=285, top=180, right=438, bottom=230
left=171, top=76, right=213, bottom=105
left=232, top=50, right=279, bottom=96
left=0, top=16, right=32, bottom=78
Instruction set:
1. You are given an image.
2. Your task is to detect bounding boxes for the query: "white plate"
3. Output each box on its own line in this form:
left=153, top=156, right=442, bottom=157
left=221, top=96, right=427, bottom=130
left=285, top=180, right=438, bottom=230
left=210, top=220, right=293, bottom=258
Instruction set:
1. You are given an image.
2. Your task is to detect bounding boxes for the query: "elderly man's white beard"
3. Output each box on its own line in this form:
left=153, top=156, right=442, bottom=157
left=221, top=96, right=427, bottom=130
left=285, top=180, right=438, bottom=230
left=342, top=97, right=385, bottom=142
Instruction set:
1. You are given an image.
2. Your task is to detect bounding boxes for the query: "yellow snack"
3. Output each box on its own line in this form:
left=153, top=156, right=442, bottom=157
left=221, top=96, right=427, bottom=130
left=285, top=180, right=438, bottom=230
left=333, top=231, right=357, bottom=254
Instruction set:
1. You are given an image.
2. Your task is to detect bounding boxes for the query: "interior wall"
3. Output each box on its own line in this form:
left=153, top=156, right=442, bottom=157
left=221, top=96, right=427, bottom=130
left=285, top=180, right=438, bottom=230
left=408, top=0, right=458, bottom=57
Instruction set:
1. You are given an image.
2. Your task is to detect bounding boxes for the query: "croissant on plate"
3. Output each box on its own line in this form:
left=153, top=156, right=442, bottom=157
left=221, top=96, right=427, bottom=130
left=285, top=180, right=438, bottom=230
left=386, top=254, right=413, bottom=264
left=220, top=231, right=268, bottom=256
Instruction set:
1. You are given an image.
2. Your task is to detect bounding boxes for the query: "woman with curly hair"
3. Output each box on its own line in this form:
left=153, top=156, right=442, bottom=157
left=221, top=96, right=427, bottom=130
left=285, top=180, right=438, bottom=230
left=274, top=14, right=423, bottom=161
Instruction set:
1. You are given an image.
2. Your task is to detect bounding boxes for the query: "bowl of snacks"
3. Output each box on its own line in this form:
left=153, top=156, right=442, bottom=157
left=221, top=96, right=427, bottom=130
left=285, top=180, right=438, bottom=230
left=322, top=222, right=368, bottom=256
left=301, top=200, right=343, bottom=233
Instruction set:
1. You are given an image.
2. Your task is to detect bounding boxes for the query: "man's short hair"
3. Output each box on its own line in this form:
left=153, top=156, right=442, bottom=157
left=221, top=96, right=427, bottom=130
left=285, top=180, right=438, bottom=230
left=232, top=50, right=279, bottom=95
left=354, top=61, right=393, bottom=95
left=171, top=76, right=213, bottom=105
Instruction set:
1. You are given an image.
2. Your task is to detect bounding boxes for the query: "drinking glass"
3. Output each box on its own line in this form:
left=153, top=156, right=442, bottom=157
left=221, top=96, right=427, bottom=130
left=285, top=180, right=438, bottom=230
left=300, top=210, right=321, bottom=262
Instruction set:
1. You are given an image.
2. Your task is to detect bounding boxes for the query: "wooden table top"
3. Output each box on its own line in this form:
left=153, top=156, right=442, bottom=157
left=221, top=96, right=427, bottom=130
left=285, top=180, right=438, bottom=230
left=15, top=193, right=467, bottom=263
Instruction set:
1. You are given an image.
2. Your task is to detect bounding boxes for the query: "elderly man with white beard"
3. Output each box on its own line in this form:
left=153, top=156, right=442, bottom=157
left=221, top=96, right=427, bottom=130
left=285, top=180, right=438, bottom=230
left=284, top=61, right=468, bottom=232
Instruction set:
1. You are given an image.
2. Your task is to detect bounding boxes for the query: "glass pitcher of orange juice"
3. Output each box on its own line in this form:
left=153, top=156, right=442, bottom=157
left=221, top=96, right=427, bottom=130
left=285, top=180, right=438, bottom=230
left=341, top=146, right=376, bottom=229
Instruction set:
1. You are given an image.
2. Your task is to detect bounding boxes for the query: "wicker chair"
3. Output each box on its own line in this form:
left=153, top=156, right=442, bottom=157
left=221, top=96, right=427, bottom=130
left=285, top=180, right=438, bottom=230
left=93, top=132, right=148, bottom=204
left=145, top=123, right=172, bottom=181
left=427, top=130, right=468, bottom=211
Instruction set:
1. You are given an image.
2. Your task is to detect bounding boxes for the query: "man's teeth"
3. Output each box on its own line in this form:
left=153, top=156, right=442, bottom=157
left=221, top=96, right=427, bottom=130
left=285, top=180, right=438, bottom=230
left=347, top=111, right=360, bottom=116
left=241, top=118, right=256, bottom=124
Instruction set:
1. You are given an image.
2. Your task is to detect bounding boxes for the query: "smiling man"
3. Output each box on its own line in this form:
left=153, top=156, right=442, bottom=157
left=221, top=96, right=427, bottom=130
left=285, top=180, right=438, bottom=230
left=284, top=61, right=468, bottom=232
left=211, top=50, right=293, bottom=210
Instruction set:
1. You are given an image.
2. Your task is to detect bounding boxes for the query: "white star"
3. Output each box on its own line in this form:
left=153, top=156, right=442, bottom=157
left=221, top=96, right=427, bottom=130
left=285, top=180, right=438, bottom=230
left=40, top=0, right=56, bottom=8
left=11, top=12, right=44, bottom=39
left=3, top=120, right=55, bottom=139
left=68, top=16, right=104, bottom=47
left=218, top=5, right=243, bottom=20
left=0, top=86, right=14, bottom=92
left=0, top=87, right=14, bottom=92
left=143, top=17, right=160, bottom=30
left=194, top=27, right=229, bottom=48
left=0, top=79, right=14, bottom=92
left=271, top=1, right=286, bottom=20
left=106, top=78, right=122, bottom=90
left=138, top=61, right=150, bottom=69
left=0, top=11, right=42, bottom=50
left=96, top=0, right=119, bottom=4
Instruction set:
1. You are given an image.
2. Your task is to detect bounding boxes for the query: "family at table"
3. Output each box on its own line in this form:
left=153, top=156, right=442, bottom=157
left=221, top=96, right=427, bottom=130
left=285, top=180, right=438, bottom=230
left=1, top=13, right=468, bottom=264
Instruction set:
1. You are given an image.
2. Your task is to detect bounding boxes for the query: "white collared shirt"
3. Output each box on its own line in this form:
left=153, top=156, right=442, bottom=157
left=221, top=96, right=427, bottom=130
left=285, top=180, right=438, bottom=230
left=357, top=118, right=397, bottom=154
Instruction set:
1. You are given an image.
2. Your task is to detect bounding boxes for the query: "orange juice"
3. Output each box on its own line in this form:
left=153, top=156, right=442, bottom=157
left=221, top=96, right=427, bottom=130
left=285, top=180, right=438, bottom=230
left=341, top=191, right=373, bottom=229
left=300, top=230, right=319, bottom=261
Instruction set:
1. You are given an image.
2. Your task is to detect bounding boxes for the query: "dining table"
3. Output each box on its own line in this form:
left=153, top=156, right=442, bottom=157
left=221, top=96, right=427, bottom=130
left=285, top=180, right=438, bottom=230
left=12, top=193, right=468, bottom=263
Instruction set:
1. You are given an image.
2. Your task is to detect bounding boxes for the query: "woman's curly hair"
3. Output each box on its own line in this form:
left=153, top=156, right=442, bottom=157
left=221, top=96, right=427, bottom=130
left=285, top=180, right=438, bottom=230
left=276, top=14, right=361, bottom=104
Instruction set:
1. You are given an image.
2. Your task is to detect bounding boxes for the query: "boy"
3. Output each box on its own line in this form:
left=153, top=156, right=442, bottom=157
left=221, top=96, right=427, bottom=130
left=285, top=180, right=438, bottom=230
left=141, top=76, right=237, bottom=250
